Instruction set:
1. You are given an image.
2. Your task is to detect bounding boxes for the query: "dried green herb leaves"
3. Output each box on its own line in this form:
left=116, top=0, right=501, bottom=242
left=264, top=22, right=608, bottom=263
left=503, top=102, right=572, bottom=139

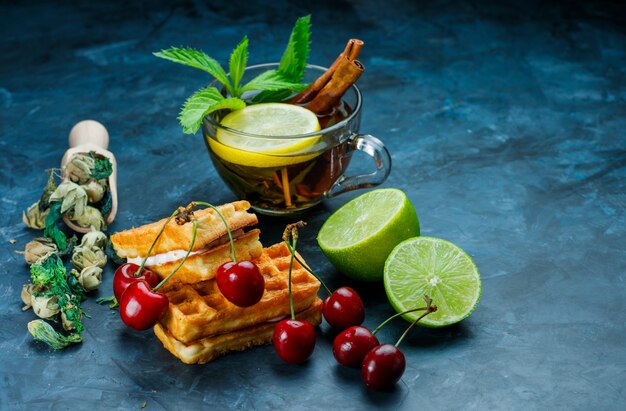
left=20, top=154, right=115, bottom=350
left=22, top=202, right=50, bottom=230
left=70, top=206, right=106, bottom=231
left=17, top=237, right=58, bottom=264
left=71, top=266, right=103, bottom=292
left=28, top=320, right=82, bottom=350
left=50, top=181, right=88, bottom=217
left=89, top=152, right=113, bottom=180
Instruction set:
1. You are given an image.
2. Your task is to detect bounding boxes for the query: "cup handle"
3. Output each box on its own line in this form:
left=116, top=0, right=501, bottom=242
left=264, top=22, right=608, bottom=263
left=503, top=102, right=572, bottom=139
left=326, top=134, right=392, bottom=198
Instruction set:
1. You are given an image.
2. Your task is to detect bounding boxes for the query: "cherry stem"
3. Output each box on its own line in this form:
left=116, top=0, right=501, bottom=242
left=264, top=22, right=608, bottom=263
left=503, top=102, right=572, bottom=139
left=136, top=209, right=180, bottom=278
left=153, top=219, right=198, bottom=292
left=394, top=304, right=438, bottom=348
left=285, top=241, right=332, bottom=296
left=193, top=201, right=237, bottom=263
left=287, top=236, right=297, bottom=320
left=372, top=306, right=429, bottom=336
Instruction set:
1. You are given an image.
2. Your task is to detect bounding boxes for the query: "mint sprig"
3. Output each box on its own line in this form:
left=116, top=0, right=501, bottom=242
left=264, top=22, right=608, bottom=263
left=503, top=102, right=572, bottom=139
left=241, top=70, right=307, bottom=93
left=153, top=48, right=232, bottom=94
left=229, top=36, right=248, bottom=97
left=278, top=15, right=311, bottom=82
left=154, top=15, right=312, bottom=134
left=178, top=87, right=246, bottom=135
left=252, top=15, right=311, bottom=103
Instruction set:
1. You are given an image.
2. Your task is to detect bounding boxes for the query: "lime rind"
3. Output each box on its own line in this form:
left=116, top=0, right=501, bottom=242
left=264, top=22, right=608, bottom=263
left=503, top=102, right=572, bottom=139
left=318, top=189, right=406, bottom=249
left=384, top=236, right=481, bottom=328
left=317, top=189, right=420, bottom=281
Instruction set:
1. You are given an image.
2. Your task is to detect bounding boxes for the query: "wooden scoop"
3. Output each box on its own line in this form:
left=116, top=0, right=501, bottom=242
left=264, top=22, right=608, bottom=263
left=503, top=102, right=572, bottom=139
left=60, top=120, right=118, bottom=233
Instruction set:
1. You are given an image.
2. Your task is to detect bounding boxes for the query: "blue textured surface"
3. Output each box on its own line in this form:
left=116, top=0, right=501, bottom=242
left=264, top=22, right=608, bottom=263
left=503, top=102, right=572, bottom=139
left=1, top=1, right=625, bottom=409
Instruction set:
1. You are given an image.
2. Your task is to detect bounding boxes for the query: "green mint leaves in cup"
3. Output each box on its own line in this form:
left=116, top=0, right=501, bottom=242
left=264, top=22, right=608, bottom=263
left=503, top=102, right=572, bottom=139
left=153, top=15, right=312, bottom=134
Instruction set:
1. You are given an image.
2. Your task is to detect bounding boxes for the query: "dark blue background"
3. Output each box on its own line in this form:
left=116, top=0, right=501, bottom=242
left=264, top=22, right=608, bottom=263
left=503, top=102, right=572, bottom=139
left=1, top=1, right=625, bottom=409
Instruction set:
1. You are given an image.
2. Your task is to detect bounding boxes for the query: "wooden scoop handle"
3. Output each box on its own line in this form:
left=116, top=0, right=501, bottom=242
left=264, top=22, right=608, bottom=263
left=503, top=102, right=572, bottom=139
left=62, top=120, right=118, bottom=233
left=69, top=120, right=109, bottom=149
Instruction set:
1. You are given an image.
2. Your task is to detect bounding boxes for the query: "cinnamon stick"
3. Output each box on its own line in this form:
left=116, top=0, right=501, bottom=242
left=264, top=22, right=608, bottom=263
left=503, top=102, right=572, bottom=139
left=281, top=167, right=292, bottom=207
left=306, top=57, right=364, bottom=115
left=289, top=39, right=364, bottom=105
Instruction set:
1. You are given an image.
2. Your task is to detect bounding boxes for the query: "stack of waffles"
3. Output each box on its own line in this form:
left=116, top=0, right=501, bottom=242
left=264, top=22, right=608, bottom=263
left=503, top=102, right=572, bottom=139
left=110, top=201, right=322, bottom=364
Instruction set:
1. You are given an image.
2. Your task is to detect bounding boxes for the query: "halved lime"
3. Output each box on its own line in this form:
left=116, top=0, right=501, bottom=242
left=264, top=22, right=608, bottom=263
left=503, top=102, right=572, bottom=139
left=209, top=103, right=321, bottom=168
left=317, top=188, right=420, bottom=281
left=384, top=237, right=481, bottom=327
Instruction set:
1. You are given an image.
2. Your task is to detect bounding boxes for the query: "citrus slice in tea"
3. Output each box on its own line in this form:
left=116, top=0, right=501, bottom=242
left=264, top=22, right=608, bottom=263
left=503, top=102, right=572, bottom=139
left=384, top=237, right=481, bottom=327
left=317, top=188, right=420, bottom=281
left=210, top=103, right=322, bottom=168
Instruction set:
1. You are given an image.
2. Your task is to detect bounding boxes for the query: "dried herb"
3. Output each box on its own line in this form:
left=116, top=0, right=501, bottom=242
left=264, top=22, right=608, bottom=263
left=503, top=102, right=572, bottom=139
left=22, top=202, right=50, bottom=230
left=56, top=235, right=77, bottom=257
left=71, top=245, right=107, bottom=271
left=97, top=188, right=112, bottom=217
left=71, top=266, right=102, bottom=292
left=21, top=284, right=38, bottom=310
left=81, top=180, right=105, bottom=203
left=89, top=152, right=113, bottom=180
left=28, top=320, right=82, bottom=350
left=70, top=205, right=106, bottom=231
left=30, top=254, right=85, bottom=333
left=50, top=181, right=88, bottom=217
left=80, top=230, right=108, bottom=250
left=65, top=153, right=95, bottom=184
left=43, top=202, right=68, bottom=251
left=38, top=170, right=58, bottom=211
left=31, top=294, right=60, bottom=319
left=22, top=157, right=113, bottom=350
left=17, top=237, right=58, bottom=265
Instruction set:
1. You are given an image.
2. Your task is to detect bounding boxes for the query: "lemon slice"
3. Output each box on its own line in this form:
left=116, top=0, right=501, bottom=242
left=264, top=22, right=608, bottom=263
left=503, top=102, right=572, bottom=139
left=209, top=103, right=322, bottom=168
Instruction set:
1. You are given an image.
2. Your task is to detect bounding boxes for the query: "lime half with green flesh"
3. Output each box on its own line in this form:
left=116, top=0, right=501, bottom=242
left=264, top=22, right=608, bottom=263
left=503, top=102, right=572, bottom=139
left=210, top=103, right=321, bottom=168
left=384, top=237, right=481, bottom=327
left=317, top=188, right=420, bottom=281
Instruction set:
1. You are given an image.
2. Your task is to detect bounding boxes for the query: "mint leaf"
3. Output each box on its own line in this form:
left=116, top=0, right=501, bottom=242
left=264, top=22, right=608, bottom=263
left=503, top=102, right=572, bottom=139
left=178, top=87, right=246, bottom=134
left=241, top=70, right=308, bottom=93
left=251, top=89, right=295, bottom=104
left=278, top=15, right=311, bottom=82
left=251, top=16, right=311, bottom=103
left=229, top=36, right=248, bottom=96
left=154, top=48, right=233, bottom=95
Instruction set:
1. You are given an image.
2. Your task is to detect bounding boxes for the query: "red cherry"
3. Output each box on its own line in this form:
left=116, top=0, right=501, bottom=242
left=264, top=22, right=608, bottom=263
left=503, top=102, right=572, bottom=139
left=333, top=326, right=380, bottom=368
left=322, top=287, right=365, bottom=330
left=361, top=344, right=406, bottom=390
left=119, top=280, right=169, bottom=331
left=273, top=319, right=316, bottom=364
left=216, top=260, right=265, bottom=307
left=113, top=263, right=159, bottom=302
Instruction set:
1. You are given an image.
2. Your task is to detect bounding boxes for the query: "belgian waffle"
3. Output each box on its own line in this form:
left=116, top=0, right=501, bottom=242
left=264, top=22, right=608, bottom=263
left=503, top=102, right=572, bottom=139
left=154, top=298, right=323, bottom=364
left=149, top=229, right=263, bottom=287
left=157, top=242, right=321, bottom=343
left=111, top=200, right=257, bottom=258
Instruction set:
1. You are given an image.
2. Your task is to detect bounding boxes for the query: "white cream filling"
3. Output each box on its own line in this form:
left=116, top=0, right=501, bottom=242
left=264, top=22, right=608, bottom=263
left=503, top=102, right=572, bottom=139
left=266, top=315, right=287, bottom=323
left=127, top=229, right=244, bottom=266
left=127, top=249, right=203, bottom=266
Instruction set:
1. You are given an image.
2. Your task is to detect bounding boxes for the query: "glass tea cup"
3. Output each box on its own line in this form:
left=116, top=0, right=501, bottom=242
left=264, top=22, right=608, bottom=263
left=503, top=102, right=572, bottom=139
left=202, top=63, right=391, bottom=216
